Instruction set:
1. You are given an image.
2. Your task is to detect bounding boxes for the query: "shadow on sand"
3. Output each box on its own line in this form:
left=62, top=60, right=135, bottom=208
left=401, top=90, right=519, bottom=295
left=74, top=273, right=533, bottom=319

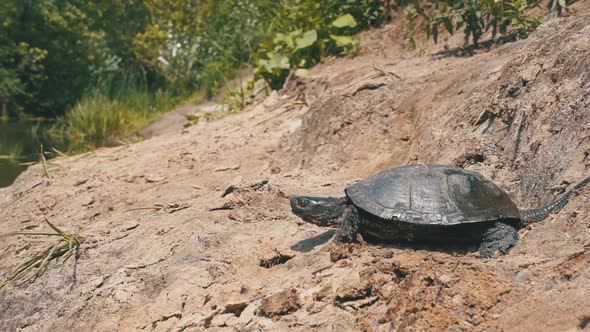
left=290, top=230, right=335, bottom=253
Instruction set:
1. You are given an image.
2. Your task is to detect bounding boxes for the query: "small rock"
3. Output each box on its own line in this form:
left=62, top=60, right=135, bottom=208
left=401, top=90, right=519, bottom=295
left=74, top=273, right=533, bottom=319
left=119, top=222, right=139, bottom=232
left=88, top=275, right=106, bottom=289
left=452, top=294, right=464, bottom=305
left=145, top=176, right=167, bottom=183
left=224, top=301, right=249, bottom=316
left=225, top=316, right=240, bottom=327
left=335, top=281, right=372, bottom=304
left=209, top=202, right=234, bottom=211
left=210, top=313, right=235, bottom=327
left=228, top=210, right=247, bottom=222
left=376, top=282, right=397, bottom=300
left=378, top=322, right=395, bottom=331
left=214, top=165, right=241, bottom=172
left=82, top=197, right=95, bottom=206
left=341, top=296, right=379, bottom=310
left=313, top=286, right=332, bottom=301
left=329, top=244, right=352, bottom=262
left=259, top=251, right=295, bottom=268
left=221, top=185, right=238, bottom=198
left=74, top=179, right=89, bottom=186
left=177, top=313, right=207, bottom=330
left=258, top=289, right=301, bottom=318
left=247, top=179, right=269, bottom=191
left=152, top=316, right=180, bottom=332
left=238, top=301, right=259, bottom=325
left=438, top=273, right=452, bottom=284
left=112, top=288, right=131, bottom=303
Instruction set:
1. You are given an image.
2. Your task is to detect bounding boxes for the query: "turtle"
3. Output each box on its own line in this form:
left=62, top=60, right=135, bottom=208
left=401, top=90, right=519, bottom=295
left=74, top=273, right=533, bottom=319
left=290, top=164, right=590, bottom=257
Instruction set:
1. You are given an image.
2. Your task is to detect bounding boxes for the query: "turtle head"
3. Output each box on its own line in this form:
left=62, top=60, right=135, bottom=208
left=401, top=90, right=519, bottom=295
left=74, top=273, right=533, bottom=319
left=290, top=196, right=347, bottom=227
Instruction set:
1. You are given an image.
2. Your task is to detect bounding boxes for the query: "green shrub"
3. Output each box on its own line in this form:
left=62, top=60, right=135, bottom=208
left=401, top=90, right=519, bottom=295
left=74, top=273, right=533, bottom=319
left=49, top=90, right=177, bottom=152
left=133, top=0, right=267, bottom=98
left=253, top=0, right=383, bottom=89
left=401, top=0, right=568, bottom=46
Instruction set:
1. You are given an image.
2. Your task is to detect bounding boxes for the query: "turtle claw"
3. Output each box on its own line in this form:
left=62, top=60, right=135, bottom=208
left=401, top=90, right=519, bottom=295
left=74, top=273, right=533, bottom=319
left=335, top=206, right=360, bottom=243
left=480, top=222, right=519, bottom=258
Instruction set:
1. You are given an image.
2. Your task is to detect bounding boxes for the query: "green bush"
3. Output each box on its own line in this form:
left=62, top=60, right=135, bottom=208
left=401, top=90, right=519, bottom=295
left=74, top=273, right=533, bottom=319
left=0, top=0, right=151, bottom=117
left=133, top=0, right=267, bottom=98
left=401, top=0, right=568, bottom=46
left=49, top=90, right=177, bottom=152
left=253, top=0, right=383, bottom=89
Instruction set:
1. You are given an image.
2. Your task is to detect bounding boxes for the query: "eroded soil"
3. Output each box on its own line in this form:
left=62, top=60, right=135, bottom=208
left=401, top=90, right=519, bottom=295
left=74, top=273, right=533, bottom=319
left=1, top=9, right=590, bottom=332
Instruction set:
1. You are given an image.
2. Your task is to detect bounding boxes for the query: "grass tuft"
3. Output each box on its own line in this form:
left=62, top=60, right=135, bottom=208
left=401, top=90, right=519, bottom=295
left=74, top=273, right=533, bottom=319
left=49, top=90, right=178, bottom=153
left=39, top=144, right=52, bottom=178
left=0, top=217, right=87, bottom=290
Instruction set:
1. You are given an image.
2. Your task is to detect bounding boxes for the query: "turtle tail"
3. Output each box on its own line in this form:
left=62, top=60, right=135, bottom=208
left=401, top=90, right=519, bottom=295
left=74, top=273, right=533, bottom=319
left=520, top=175, right=590, bottom=224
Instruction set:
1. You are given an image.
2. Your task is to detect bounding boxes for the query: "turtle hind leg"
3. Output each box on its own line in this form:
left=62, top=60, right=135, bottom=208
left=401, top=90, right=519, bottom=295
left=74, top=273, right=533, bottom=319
left=336, top=205, right=360, bottom=242
left=479, top=221, right=519, bottom=258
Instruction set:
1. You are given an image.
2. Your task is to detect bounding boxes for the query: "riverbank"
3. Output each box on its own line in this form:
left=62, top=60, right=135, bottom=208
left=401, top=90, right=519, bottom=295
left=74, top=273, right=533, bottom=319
left=1, top=7, right=590, bottom=331
left=0, top=119, right=53, bottom=187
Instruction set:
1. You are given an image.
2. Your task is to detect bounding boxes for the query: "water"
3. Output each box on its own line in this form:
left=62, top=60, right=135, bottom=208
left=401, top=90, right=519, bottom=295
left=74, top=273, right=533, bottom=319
left=0, top=119, right=52, bottom=188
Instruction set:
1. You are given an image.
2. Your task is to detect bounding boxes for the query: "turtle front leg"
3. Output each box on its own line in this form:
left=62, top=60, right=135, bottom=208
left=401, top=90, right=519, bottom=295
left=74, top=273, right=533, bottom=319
left=479, top=221, right=519, bottom=258
left=336, top=205, right=360, bottom=242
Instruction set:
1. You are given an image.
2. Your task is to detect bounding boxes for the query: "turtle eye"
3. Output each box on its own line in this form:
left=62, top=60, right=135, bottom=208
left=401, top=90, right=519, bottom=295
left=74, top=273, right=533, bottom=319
left=297, top=199, right=308, bottom=207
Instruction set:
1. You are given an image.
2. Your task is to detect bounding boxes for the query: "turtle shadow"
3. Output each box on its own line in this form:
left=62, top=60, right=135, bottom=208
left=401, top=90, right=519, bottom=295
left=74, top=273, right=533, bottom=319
left=290, top=230, right=335, bottom=253
left=375, top=241, right=479, bottom=256
left=291, top=230, right=478, bottom=256
left=361, top=231, right=480, bottom=256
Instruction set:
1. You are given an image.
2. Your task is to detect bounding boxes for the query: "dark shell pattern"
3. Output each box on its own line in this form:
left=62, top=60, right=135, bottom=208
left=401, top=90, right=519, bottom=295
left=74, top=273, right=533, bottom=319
left=345, top=165, right=521, bottom=225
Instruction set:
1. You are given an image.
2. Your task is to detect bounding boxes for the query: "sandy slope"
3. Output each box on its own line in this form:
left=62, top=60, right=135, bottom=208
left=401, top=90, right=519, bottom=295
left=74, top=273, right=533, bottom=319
left=1, top=9, right=590, bottom=332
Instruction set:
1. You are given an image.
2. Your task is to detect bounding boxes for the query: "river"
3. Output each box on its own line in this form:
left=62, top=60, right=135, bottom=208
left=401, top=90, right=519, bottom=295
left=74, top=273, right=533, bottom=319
left=0, top=119, right=52, bottom=188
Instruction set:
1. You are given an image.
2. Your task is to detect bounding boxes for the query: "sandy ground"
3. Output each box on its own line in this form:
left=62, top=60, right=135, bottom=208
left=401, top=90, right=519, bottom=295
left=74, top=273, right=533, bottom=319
left=1, top=7, right=590, bottom=332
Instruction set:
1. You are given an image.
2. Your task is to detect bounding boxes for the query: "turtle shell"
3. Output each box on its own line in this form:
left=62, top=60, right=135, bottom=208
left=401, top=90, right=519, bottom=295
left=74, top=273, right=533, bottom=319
left=345, top=165, right=520, bottom=225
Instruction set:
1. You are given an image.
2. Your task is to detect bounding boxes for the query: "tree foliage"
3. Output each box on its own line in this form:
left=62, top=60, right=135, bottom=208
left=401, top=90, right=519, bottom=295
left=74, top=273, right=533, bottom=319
left=0, top=0, right=152, bottom=116
left=133, top=0, right=266, bottom=96
left=0, top=0, right=568, bottom=119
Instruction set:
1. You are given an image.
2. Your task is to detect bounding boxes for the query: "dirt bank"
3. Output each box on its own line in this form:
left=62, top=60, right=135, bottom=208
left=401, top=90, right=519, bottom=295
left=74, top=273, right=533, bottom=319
left=1, top=10, right=590, bottom=332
